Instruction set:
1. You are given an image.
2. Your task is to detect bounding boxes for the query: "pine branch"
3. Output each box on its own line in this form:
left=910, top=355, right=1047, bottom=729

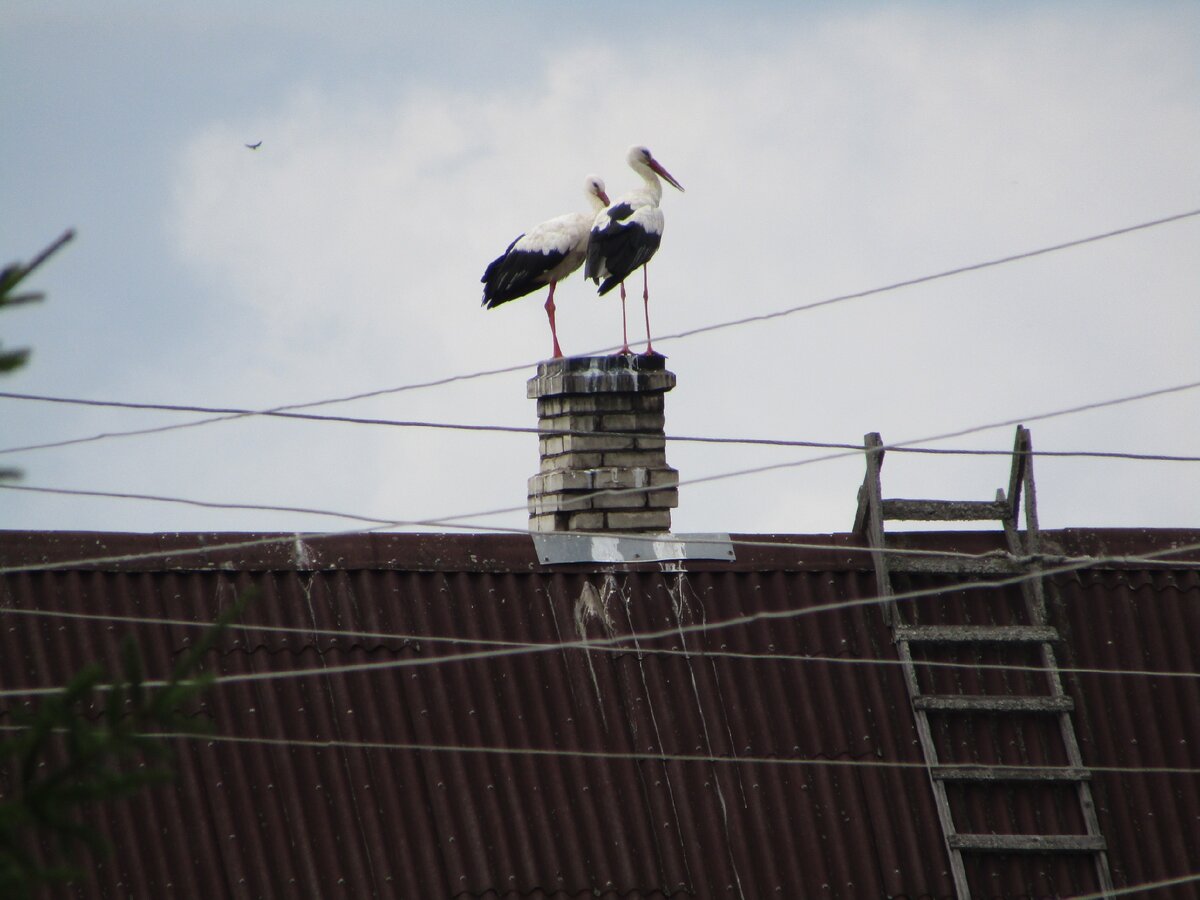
left=0, top=587, right=255, bottom=894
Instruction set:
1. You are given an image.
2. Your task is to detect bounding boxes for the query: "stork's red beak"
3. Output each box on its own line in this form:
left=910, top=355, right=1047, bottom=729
left=599, top=189, right=611, bottom=205
left=649, top=159, right=684, bottom=192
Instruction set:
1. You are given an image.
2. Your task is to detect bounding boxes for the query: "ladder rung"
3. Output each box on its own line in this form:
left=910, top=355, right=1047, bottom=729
left=884, top=555, right=1027, bottom=575
left=933, top=765, right=1091, bottom=782
left=896, top=625, right=1059, bottom=644
left=949, top=833, right=1106, bottom=853
left=914, top=695, right=1074, bottom=713
left=881, top=498, right=1011, bottom=522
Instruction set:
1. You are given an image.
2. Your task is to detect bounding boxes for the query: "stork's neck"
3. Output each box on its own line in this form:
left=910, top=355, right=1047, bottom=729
left=633, top=163, right=664, bottom=204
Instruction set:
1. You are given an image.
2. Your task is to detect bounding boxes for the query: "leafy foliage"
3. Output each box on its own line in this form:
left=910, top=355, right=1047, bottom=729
left=0, top=589, right=253, bottom=896
left=1, top=230, right=75, bottom=481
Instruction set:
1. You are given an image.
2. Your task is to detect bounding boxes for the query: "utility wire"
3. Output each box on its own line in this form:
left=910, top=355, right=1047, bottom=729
left=2, top=639, right=1198, bottom=700
left=3, top=390, right=1200, bottom=464
left=0, top=482, right=1090, bottom=563
left=5, top=483, right=1200, bottom=574
left=0, top=486, right=1002, bottom=566
left=1, top=723, right=1194, bottom=778
left=656, top=206, right=1200, bottom=345
left=0, top=485, right=1016, bottom=571
left=1069, top=872, right=1200, bottom=900
left=2, top=374, right=1199, bottom=578
left=2, top=540, right=1198, bottom=698
left=0, top=483, right=397, bottom=527
left=134, top=731, right=1200, bottom=778
left=3, top=207, right=1197, bottom=456
left=4, top=376, right=1200, bottom=559
left=0, top=522, right=407, bottom=576
left=1, top=519, right=1199, bottom=697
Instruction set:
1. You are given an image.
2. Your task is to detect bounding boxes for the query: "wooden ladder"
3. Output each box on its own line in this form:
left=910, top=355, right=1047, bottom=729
left=853, top=425, right=1113, bottom=899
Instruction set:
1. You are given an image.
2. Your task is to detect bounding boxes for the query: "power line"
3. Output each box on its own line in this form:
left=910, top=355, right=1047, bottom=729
left=1069, top=872, right=1200, bottom=900
left=0, top=483, right=1025, bottom=568
left=636, top=378, right=1200, bottom=519
left=4, top=481, right=1199, bottom=578
left=0, top=483, right=396, bottom=527
left=2, top=372, right=1199, bottom=581
left=5, top=376, right=1200, bottom=556
left=0, top=722, right=1193, bottom=779
left=2, top=540, right=1197, bottom=697
left=1, top=527, right=1198, bottom=695
left=4, top=390, right=1200, bottom=464
left=2, top=609, right=1197, bottom=701
left=384, top=376, right=1200, bottom=530
left=0, top=395, right=558, bottom=456
left=0, top=514, right=1062, bottom=576
left=138, top=730, right=1200, bottom=778
left=3, top=206, right=1198, bottom=456
left=4, top=487, right=1199, bottom=578
left=0, top=482, right=1089, bottom=564
left=659, top=208, right=1200, bottom=345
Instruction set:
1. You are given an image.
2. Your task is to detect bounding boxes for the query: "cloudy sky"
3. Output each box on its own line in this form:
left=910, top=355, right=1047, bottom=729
left=2, top=1, right=1199, bottom=540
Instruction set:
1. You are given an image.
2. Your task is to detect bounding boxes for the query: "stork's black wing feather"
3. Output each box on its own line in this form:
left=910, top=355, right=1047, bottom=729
left=584, top=203, right=640, bottom=282
left=481, top=234, right=565, bottom=308
left=596, top=231, right=660, bottom=295
left=603, top=202, right=636, bottom=223
left=587, top=216, right=662, bottom=296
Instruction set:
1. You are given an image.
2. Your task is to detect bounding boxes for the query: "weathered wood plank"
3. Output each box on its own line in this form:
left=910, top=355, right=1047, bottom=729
left=895, top=625, right=1059, bottom=644
left=913, top=695, right=1074, bottom=713
left=932, top=765, right=1090, bottom=782
left=949, top=833, right=1106, bottom=852
left=881, top=498, right=1010, bottom=521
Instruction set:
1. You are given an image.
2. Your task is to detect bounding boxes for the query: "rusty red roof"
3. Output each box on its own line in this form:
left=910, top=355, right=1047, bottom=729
left=1, top=529, right=1198, bottom=898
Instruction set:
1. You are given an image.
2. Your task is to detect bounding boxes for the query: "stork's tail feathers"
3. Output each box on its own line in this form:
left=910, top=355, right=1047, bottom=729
left=481, top=286, right=524, bottom=309
left=596, top=275, right=623, bottom=296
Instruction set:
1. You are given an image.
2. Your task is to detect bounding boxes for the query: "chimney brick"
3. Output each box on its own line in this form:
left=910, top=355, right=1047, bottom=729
left=527, top=355, right=678, bottom=534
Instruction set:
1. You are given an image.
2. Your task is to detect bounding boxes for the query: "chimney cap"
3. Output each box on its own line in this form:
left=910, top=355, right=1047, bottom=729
left=527, top=354, right=676, bottom=399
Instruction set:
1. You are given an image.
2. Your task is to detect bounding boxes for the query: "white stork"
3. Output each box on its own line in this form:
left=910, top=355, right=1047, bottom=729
left=584, top=146, right=684, bottom=354
left=481, top=175, right=610, bottom=359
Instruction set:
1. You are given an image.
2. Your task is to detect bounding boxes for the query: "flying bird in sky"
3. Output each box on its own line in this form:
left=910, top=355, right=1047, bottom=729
left=481, top=175, right=610, bottom=359
left=585, top=145, right=684, bottom=355
left=245, top=141, right=262, bottom=150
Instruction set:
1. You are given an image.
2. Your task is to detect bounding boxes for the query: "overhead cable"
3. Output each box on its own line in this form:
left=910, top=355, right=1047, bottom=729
left=3, top=206, right=1197, bottom=455
left=1, top=539, right=1197, bottom=699
left=1068, top=872, right=1200, bottom=900
left=128, top=731, right=1200, bottom=778
left=4, top=376, right=1200, bottom=557
left=1, top=374, right=1199, bottom=590
left=3, top=390, right=1200, bottom=464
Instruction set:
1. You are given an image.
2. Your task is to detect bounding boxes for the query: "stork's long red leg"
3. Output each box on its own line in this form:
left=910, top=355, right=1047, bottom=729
left=641, top=265, right=654, bottom=355
left=619, top=281, right=631, bottom=354
left=544, top=282, right=564, bottom=359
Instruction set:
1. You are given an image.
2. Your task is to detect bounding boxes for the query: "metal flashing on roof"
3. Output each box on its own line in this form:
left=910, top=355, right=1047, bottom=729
left=532, top=531, right=735, bottom=564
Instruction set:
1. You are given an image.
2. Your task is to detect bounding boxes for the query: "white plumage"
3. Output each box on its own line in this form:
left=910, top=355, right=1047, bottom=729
left=482, top=176, right=610, bottom=359
left=585, top=146, right=684, bottom=354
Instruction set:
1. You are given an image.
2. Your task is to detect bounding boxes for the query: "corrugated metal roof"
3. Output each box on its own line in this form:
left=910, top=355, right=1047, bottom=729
left=1, top=530, right=1198, bottom=898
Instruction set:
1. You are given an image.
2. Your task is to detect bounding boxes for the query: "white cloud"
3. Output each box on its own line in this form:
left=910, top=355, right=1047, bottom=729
left=5, top=4, right=1199, bottom=534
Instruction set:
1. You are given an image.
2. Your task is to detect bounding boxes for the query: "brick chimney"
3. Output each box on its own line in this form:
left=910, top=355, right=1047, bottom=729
left=527, top=355, right=679, bottom=533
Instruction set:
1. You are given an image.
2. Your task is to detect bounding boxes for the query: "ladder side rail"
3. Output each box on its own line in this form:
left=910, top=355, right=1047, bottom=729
left=897, top=638, right=973, bottom=900
left=1006, top=424, right=1029, bottom=526
left=861, top=432, right=896, bottom=625
left=1043, top=624, right=1115, bottom=894
left=1003, top=429, right=1115, bottom=897
left=1019, top=425, right=1041, bottom=552
left=1000, top=485, right=1050, bottom=628
left=861, top=432, right=971, bottom=896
